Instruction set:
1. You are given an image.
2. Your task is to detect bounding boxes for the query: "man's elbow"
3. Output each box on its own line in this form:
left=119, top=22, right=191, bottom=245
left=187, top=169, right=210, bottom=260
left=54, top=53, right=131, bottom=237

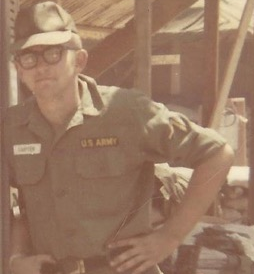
left=223, top=143, right=235, bottom=164
left=216, top=143, right=235, bottom=170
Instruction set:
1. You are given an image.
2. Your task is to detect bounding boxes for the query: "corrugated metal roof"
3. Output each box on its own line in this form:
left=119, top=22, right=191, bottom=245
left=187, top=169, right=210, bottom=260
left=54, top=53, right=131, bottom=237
left=160, top=0, right=254, bottom=34
left=19, top=0, right=134, bottom=31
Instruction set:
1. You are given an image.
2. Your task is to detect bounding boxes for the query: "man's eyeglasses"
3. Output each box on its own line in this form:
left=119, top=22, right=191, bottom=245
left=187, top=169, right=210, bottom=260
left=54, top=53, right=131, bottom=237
left=15, top=45, right=76, bottom=70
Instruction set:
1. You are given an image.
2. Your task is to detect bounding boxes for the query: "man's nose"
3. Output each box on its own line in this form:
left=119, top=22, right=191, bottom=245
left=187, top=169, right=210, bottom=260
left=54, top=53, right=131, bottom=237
left=35, top=55, right=49, bottom=69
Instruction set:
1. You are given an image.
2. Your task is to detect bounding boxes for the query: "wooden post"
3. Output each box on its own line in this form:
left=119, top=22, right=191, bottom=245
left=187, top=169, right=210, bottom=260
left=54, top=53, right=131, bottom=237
left=134, top=0, right=152, bottom=96
left=0, top=0, right=11, bottom=273
left=248, top=41, right=254, bottom=224
left=209, top=0, right=254, bottom=129
left=202, top=0, right=220, bottom=126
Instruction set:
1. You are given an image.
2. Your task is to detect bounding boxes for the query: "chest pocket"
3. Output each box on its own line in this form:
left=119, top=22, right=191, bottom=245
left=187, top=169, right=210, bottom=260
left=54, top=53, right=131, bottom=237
left=14, top=154, right=46, bottom=185
left=76, top=148, right=126, bottom=179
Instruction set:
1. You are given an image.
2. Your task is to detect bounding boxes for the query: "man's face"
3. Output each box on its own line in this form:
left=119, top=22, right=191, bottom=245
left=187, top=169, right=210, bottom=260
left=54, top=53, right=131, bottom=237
left=15, top=44, right=83, bottom=100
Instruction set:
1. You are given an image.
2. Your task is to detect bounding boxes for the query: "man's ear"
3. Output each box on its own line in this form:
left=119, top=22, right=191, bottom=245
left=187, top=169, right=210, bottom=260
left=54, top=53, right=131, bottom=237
left=75, top=49, right=88, bottom=73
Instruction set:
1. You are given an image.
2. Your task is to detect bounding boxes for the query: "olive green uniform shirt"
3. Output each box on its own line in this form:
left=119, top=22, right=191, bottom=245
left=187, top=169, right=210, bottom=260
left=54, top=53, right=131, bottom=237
left=4, top=75, right=226, bottom=260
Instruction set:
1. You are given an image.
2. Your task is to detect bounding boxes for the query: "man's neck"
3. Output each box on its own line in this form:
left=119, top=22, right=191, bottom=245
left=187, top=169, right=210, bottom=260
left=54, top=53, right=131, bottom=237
left=37, top=88, right=81, bottom=129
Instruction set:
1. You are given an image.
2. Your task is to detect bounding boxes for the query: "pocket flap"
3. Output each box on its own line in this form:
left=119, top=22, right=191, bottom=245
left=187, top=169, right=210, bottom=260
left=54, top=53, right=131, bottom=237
left=14, top=154, right=46, bottom=185
left=76, top=149, right=126, bottom=179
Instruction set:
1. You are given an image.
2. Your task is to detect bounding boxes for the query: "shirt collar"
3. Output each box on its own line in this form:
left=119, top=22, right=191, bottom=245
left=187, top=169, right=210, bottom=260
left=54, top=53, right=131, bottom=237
left=79, top=77, right=103, bottom=116
left=67, top=75, right=104, bottom=129
left=27, top=74, right=104, bottom=132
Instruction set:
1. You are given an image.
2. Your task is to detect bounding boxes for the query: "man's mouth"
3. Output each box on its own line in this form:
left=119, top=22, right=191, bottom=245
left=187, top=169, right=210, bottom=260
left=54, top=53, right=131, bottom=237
left=36, top=76, right=55, bottom=82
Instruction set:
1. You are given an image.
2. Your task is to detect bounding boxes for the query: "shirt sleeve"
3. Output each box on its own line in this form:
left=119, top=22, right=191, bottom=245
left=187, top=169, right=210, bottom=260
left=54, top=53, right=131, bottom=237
left=167, top=112, right=226, bottom=168
left=131, top=91, right=226, bottom=168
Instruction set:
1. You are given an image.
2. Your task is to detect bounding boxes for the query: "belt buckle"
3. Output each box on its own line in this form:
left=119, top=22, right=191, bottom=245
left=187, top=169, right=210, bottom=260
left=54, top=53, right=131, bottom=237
left=70, top=259, right=86, bottom=274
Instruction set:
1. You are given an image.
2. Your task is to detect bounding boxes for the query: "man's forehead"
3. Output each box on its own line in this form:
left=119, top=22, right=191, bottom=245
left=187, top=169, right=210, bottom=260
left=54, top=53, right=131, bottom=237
left=17, top=44, right=62, bottom=54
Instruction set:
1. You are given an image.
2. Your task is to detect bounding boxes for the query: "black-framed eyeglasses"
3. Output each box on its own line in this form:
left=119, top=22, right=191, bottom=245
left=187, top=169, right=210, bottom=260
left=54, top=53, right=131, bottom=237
left=15, top=45, right=76, bottom=70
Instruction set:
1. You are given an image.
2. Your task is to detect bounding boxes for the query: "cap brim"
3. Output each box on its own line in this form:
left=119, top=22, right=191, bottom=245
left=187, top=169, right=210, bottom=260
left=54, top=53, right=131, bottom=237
left=11, top=30, right=73, bottom=52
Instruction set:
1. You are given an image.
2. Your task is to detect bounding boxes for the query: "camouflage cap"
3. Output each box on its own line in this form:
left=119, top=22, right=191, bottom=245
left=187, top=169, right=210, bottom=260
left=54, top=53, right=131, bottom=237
left=12, top=1, right=82, bottom=51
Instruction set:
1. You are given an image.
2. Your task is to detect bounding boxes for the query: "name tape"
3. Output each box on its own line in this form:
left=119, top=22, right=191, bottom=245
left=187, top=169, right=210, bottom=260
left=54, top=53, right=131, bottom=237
left=13, top=144, right=41, bottom=155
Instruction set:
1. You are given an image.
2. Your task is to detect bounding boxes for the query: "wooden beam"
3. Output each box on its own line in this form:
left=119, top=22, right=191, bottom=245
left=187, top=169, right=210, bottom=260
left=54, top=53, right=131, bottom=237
left=85, top=0, right=197, bottom=79
left=209, top=0, right=254, bottom=129
left=202, top=0, right=219, bottom=127
left=134, top=0, right=152, bottom=96
left=151, top=54, right=180, bottom=65
left=77, top=25, right=115, bottom=41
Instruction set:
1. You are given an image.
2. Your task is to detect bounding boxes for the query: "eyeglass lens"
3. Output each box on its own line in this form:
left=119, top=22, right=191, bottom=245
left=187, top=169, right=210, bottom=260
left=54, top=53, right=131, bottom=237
left=16, top=46, right=63, bottom=69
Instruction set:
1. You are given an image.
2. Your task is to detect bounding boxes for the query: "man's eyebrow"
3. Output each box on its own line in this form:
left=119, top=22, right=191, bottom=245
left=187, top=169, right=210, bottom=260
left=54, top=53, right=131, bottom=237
left=17, top=46, right=58, bottom=55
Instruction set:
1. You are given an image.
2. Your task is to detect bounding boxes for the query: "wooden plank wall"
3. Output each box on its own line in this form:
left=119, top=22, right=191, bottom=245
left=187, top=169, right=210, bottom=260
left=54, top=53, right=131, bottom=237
left=86, top=0, right=197, bottom=79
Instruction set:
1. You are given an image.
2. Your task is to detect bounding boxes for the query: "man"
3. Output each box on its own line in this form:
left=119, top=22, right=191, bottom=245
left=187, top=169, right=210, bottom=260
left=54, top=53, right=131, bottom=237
left=5, top=2, right=234, bottom=274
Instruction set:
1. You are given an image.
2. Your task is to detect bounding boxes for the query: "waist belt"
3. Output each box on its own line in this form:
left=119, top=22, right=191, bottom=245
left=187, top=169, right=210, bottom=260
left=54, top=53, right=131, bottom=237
left=59, top=256, right=110, bottom=274
left=58, top=246, right=132, bottom=274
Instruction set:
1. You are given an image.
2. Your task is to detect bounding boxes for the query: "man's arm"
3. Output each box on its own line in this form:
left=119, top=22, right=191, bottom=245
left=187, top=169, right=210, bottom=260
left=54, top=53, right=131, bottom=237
left=108, top=143, right=234, bottom=274
left=10, top=217, right=56, bottom=274
left=10, top=217, right=31, bottom=258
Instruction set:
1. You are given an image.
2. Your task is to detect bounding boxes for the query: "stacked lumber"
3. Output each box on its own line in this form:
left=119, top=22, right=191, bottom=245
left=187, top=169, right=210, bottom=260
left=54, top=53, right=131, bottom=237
left=171, top=222, right=254, bottom=274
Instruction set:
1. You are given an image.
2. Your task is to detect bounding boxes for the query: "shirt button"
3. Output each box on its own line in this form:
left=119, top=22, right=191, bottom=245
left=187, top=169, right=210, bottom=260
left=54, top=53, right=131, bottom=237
left=55, top=189, right=67, bottom=198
